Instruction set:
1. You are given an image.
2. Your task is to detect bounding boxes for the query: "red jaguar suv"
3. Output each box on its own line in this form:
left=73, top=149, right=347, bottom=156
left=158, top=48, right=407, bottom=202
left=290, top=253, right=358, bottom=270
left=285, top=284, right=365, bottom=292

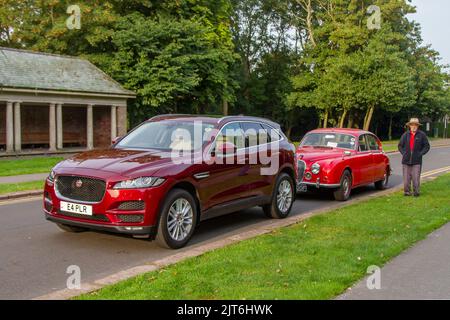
left=44, top=115, right=296, bottom=249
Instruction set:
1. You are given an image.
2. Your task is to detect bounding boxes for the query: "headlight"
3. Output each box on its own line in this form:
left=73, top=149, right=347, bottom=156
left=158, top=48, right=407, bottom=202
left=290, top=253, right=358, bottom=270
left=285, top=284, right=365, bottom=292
left=113, top=177, right=165, bottom=189
left=48, top=170, right=56, bottom=182
left=311, top=163, right=321, bottom=175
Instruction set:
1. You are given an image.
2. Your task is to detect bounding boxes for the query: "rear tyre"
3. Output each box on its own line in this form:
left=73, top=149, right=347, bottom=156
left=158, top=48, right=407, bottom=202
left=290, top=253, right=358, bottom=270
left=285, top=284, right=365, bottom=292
left=155, top=189, right=197, bottom=249
left=56, top=223, right=87, bottom=233
left=333, top=170, right=352, bottom=201
left=375, top=168, right=390, bottom=190
left=263, top=173, right=294, bottom=219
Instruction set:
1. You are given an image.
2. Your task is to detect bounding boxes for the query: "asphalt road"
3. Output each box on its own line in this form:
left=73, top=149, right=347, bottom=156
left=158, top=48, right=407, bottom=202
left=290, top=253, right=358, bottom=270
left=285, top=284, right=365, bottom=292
left=1, top=146, right=450, bottom=299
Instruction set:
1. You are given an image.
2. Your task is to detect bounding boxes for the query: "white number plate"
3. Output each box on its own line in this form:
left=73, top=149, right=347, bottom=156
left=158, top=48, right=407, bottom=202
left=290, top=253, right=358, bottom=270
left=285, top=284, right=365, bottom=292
left=60, top=201, right=92, bottom=216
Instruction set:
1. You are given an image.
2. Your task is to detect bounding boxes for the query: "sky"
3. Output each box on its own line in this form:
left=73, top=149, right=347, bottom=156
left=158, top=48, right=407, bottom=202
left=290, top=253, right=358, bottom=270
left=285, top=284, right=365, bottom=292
left=409, top=0, right=450, bottom=67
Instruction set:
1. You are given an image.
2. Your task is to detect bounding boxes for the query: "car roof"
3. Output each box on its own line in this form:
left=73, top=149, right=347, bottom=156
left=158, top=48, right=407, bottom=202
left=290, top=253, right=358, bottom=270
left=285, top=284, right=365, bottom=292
left=148, top=114, right=280, bottom=128
left=308, top=128, right=375, bottom=137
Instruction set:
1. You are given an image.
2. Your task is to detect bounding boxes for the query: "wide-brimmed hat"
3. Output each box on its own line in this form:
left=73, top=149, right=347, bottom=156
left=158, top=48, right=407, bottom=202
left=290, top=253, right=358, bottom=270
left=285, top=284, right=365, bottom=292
left=406, top=118, right=422, bottom=127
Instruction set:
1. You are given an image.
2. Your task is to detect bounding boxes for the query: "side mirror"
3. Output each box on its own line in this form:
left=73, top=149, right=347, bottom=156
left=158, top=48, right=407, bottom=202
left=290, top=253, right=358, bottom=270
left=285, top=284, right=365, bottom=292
left=112, top=136, right=122, bottom=145
left=343, top=150, right=352, bottom=157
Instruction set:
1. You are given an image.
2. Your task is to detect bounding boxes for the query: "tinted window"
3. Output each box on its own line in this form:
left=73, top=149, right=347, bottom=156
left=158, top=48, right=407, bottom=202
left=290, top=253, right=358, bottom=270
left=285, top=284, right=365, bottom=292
left=215, top=122, right=245, bottom=151
left=241, top=122, right=264, bottom=147
left=261, top=123, right=282, bottom=143
left=367, top=135, right=379, bottom=151
left=116, top=120, right=215, bottom=151
left=358, top=135, right=369, bottom=152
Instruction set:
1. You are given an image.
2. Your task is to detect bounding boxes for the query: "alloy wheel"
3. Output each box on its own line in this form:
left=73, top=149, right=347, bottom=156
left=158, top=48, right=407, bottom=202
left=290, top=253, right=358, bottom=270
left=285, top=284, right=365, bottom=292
left=276, top=180, right=293, bottom=213
left=167, top=198, right=193, bottom=241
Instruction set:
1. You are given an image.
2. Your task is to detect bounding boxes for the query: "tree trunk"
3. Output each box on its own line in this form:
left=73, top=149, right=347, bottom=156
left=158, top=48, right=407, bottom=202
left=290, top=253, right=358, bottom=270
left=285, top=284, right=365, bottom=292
left=323, top=110, right=329, bottom=128
left=347, top=113, right=354, bottom=128
left=222, top=99, right=228, bottom=116
left=286, top=125, right=293, bottom=140
left=363, top=105, right=375, bottom=131
left=305, top=0, right=316, bottom=47
left=388, top=115, right=393, bottom=141
left=339, top=109, right=348, bottom=128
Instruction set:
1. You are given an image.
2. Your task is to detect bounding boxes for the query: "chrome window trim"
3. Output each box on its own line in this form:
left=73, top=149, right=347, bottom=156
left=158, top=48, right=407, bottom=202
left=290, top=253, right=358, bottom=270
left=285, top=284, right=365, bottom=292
left=206, top=120, right=285, bottom=156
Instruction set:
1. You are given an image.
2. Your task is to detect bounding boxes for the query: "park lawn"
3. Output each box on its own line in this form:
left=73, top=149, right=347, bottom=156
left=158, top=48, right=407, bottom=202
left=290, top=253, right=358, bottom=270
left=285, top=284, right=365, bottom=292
left=78, top=174, right=450, bottom=300
left=381, top=140, right=399, bottom=153
left=0, top=157, right=63, bottom=177
left=0, top=180, right=44, bottom=195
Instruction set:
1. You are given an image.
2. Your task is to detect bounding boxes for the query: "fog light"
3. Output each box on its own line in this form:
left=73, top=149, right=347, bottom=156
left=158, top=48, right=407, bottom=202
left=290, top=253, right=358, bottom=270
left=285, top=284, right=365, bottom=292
left=124, top=226, right=144, bottom=231
left=305, top=172, right=312, bottom=180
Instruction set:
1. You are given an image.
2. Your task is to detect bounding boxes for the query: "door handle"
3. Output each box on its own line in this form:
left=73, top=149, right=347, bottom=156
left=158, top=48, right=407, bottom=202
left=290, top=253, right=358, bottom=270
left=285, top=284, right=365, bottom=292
left=193, top=172, right=210, bottom=180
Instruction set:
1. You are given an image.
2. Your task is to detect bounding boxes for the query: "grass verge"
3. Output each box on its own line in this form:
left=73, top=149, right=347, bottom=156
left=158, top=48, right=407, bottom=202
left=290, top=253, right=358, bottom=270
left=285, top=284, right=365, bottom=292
left=78, top=174, right=450, bottom=300
left=0, top=157, right=63, bottom=176
left=0, top=180, right=44, bottom=195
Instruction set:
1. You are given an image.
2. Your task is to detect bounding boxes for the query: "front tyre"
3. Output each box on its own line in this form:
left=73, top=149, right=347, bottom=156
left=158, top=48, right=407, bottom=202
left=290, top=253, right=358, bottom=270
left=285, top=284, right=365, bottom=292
left=155, top=189, right=197, bottom=249
left=263, top=173, right=294, bottom=219
left=333, top=170, right=352, bottom=201
left=374, top=168, right=390, bottom=190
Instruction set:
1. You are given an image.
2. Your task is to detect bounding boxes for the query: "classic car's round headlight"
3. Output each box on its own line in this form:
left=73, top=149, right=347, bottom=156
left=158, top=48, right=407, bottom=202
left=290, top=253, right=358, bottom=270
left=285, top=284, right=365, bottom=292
left=311, top=163, right=321, bottom=175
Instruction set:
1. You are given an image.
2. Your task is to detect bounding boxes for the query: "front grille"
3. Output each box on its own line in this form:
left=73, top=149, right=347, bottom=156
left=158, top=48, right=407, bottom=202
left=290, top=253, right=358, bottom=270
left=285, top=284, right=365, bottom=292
left=58, top=210, right=110, bottom=222
left=117, top=201, right=145, bottom=211
left=117, top=214, right=144, bottom=223
left=297, top=160, right=306, bottom=181
left=55, top=176, right=106, bottom=203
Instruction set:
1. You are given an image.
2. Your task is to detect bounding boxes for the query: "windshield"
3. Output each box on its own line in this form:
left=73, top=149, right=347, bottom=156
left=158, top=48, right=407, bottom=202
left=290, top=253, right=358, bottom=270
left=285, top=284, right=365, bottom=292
left=115, top=120, right=216, bottom=151
left=300, top=132, right=357, bottom=150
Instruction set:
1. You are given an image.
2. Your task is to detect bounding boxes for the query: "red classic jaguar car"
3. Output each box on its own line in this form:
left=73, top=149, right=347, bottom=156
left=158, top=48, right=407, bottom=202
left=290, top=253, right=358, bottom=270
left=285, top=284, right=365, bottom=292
left=296, top=128, right=390, bottom=201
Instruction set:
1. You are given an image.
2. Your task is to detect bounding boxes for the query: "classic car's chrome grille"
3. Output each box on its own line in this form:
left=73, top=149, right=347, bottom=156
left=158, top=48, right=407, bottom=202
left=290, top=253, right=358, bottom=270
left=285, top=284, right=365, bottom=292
left=297, top=160, right=306, bottom=181
left=117, top=201, right=145, bottom=211
left=55, top=176, right=106, bottom=203
left=57, top=210, right=110, bottom=222
left=117, top=214, right=144, bottom=223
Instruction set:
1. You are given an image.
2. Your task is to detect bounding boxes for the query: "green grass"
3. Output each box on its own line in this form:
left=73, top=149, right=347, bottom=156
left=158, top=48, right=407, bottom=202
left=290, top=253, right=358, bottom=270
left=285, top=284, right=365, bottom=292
left=0, top=180, right=44, bottom=194
left=0, top=157, right=63, bottom=176
left=78, top=174, right=450, bottom=300
left=381, top=140, right=399, bottom=153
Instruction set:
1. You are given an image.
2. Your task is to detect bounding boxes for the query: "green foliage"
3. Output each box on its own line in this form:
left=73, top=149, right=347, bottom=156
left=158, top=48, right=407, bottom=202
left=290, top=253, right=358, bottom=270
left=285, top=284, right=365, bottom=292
left=288, top=0, right=448, bottom=133
left=111, top=13, right=238, bottom=123
left=0, top=0, right=448, bottom=137
left=0, top=0, right=238, bottom=127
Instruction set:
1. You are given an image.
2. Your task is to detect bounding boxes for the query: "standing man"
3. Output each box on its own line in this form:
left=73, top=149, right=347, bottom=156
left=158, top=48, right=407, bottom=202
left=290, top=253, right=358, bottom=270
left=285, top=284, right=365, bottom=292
left=398, top=118, right=430, bottom=197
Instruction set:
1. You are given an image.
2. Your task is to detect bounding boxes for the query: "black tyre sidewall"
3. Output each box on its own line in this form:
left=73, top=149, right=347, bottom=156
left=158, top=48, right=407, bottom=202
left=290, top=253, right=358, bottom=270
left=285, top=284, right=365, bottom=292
left=375, top=168, right=389, bottom=190
left=334, top=170, right=352, bottom=201
left=267, top=173, right=295, bottom=219
left=156, top=189, right=197, bottom=249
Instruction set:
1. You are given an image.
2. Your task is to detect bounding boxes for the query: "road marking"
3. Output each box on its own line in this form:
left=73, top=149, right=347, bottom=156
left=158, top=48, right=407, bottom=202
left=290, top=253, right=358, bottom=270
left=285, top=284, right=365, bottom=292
left=421, top=166, right=450, bottom=178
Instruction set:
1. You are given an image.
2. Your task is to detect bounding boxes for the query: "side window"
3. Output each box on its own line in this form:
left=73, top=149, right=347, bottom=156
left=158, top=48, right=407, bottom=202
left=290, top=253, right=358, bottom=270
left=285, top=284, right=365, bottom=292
left=367, top=135, right=380, bottom=151
left=358, top=135, right=369, bottom=152
left=215, top=123, right=245, bottom=151
left=241, top=122, right=264, bottom=148
left=261, top=123, right=282, bottom=143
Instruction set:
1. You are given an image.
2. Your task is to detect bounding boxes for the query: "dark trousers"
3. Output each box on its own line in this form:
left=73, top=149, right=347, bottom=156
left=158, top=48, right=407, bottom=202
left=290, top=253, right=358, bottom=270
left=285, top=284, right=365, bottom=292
left=403, top=164, right=422, bottom=195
